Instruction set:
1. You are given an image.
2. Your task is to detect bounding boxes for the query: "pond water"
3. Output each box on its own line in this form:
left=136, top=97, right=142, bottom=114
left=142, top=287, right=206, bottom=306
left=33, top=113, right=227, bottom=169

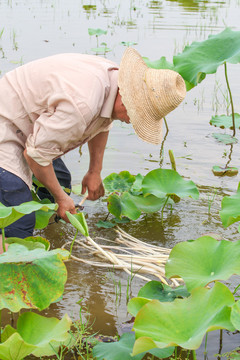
left=1, top=0, right=240, bottom=358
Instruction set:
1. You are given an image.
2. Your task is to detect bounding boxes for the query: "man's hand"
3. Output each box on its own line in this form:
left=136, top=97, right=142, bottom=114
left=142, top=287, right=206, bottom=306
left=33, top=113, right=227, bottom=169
left=81, top=171, right=104, bottom=200
left=55, top=192, right=77, bottom=222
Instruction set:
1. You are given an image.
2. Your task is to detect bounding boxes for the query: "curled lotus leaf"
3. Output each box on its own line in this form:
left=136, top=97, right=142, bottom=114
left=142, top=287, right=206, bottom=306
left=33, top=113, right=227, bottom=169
left=220, top=183, right=240, bottom=228
left=210, top=114, right=240, bottom=130
left=0, top=243, right=69, bottom=312
left=132, top=282, right=235, bottom=354
left=212, top=166, right=238, bottom=177
left=165, top=236, right=240, bottom=291
left=103, top=171, right=136, bottom=193
left=6, top=236, right=50, bottom=251
left=142, top=169, right=199, bottom=200
left=173, top=28, right=240, bottom=85
left=0, top=312, right=72, bottom=359
left=66, top=211, right=89, bottom=236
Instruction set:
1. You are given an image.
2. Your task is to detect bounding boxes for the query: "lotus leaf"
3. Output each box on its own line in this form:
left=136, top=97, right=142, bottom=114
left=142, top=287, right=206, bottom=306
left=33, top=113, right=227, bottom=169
left=103, top=171, right=136, bottom=193
left=143, top=55, right=194, bottom=91
left=128, top=282, right=190, bottom=317
left=0, top=201, right=57, bottom=229
left=0, top=313, right=72, bottom=359
left=173, top=28, right=240, bottom=85
left=88, top=28, right=107, bottom=36
left=220, top=183, right=240, bottom=229
left=212, top=133, right=238, bottom=145
left=6, top=236, right=50, bottom=250
left=132, top=282, right=235, bottom=354
left=210, top=114, right=240, bottom=130
left=142, top=169, right=199, bottom=200
left=165, top=236, right=240, bottom=291
left=92, top=332, right=174, bottom=360
left=0, top=243, right=69, bottom=312
left=212, top=166, right=238, bottom=177
left=66, top=211, right=89, bottom=236
left=35, top=199, right=57, bottom=229
left=107, top=192, right=167, bottom=220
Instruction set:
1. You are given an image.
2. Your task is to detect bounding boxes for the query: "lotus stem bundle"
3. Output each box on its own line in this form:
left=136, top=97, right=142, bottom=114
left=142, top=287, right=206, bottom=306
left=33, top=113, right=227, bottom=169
left=62, top=226, right=180, bottom=286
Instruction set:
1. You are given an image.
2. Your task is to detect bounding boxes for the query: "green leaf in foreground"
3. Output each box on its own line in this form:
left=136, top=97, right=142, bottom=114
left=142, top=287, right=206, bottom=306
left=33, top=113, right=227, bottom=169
left=0, top=244, right=69, bottom=312
left=66, top=211, right=89, bottom=236
left=142, top=169, right=199, bottom=200
left=92, top=332, right=174, bottom=360
left=0, top=313, right=72, bottom=359
left=220, top=183, right=240, bottom=228
left=165, top=236, right=240, bottom=291
left=132, top=282, right=235, bottom=353
left=210, top=113, right=240, bottom=129
left=173, top=28, right=240, bottom=85
left=0, top=201, right=57, bottom=229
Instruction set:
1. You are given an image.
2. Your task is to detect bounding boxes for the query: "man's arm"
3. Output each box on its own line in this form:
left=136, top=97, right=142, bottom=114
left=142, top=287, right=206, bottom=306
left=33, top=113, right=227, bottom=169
left=81, top=131, right=109, bottom=200
left=23, top=149, right=76, bottom=222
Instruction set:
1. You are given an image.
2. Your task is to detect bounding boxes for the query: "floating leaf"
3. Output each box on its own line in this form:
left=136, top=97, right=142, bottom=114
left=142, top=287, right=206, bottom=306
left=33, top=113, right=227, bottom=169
left=142, top=169, right=199, bottom=200
left=0, top=243, right=69, bottom=312
left=92, top=332, right=174, bottom=360
left=212, top=166, right=238, bottom=177
left=212, top=133, right=238, bottom=144
left=165, top=236, right=240, bottom=291
left=220, top=183, right=240, bottom=228
left=210, top=114, right=240, bottom=129
left=173, top=28, right=240, bottom=85
left=103, top=171, right=136, bottom=193
left=90, top=47, right=111, bottom=54
left=0, top=313, right=71, bottom=359
left=132, top=282, right=235, bottom=353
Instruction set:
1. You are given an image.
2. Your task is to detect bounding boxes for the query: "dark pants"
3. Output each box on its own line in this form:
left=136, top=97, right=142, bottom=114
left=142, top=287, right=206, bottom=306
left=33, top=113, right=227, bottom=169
left=0, top=158, right=71, bottom=238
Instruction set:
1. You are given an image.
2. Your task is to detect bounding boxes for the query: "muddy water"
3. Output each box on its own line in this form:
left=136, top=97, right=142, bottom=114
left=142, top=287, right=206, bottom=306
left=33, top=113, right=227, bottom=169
left=1, top=0, right=240, bottom=358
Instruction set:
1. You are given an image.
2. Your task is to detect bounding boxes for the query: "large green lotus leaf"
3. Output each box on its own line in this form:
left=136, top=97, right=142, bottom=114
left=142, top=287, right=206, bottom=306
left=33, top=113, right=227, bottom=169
left=165, top=236, right=240, bottom=291
left=220, top=183, right=240, bottom=228
left=103, top=171, right=136, bottom=193
left=0, top=243, right=69, bottom=312
left=142, top=169, right=199, bottom=200
left=0, top=201, right=57, bottom=229
left=143, top=56, right=194, bottom=91
left=132, top=282, right=235, bottom=353
left=107, top=192, right=167, bottom=220
left=66, top=211, right=89, bottom=236
left=0, top=313, right=72, bottom=359
left=131, top=173, right=144, bottom=194
left=230, top=300, right=240, bottom=331
left=92, top=332, right=174, bottom=360
left=173, top=28, right=240, bottom=85
left=210, top=114, right=240, bottom=130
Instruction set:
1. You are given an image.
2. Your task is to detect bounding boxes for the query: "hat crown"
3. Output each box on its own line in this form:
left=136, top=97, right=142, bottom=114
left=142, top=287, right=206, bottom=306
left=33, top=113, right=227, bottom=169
left=144, top=68, right=186, bottom=120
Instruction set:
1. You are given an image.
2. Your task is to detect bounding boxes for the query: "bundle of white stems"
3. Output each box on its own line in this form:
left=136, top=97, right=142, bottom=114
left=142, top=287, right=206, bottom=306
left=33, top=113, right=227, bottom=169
left=63, top=226, right=180, bottom=287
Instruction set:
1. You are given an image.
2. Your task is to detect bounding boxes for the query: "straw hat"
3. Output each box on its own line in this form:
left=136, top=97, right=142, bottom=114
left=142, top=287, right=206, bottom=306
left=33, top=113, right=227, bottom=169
left=118, top=47, right=186, bottom=145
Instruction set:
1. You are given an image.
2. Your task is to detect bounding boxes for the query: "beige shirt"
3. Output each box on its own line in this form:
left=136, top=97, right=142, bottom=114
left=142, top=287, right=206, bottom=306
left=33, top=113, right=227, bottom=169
left=0, top=53, right=119, bottom=188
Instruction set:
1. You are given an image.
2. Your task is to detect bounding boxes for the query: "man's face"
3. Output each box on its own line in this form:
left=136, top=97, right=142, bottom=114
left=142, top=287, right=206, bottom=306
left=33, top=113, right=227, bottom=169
left=112, top=90, right=130, bottom=124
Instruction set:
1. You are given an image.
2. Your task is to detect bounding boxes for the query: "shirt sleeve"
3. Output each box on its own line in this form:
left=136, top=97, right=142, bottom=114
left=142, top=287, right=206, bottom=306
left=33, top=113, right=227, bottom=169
left=25, top=92, right=92, bottom=166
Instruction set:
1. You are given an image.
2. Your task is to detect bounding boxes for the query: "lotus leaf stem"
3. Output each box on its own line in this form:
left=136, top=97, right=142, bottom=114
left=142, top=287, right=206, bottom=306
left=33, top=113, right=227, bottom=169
left=69, top=230, right=78, bottom=257
left=0, top=309, right=1, bottom=343
left=1, top=228, right=6, bottom=252
left=224, top=62, right=235, bottom=136
left=161, top=195, right=170, bottom=224
left=192, top=350, right=197, bottom=360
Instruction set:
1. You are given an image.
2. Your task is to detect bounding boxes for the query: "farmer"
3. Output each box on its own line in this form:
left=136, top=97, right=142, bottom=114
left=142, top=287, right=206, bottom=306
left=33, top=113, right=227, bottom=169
left=0, top=47, right=186, bottom=251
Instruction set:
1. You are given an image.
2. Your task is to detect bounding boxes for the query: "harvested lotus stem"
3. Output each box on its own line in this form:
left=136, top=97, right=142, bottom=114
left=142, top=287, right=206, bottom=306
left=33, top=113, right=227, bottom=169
left=62, top=227, right=181, bottom=286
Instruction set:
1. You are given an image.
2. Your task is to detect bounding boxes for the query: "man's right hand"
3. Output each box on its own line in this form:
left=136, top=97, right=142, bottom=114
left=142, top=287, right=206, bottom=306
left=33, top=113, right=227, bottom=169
left=55, top=192, right=77, bottom=222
